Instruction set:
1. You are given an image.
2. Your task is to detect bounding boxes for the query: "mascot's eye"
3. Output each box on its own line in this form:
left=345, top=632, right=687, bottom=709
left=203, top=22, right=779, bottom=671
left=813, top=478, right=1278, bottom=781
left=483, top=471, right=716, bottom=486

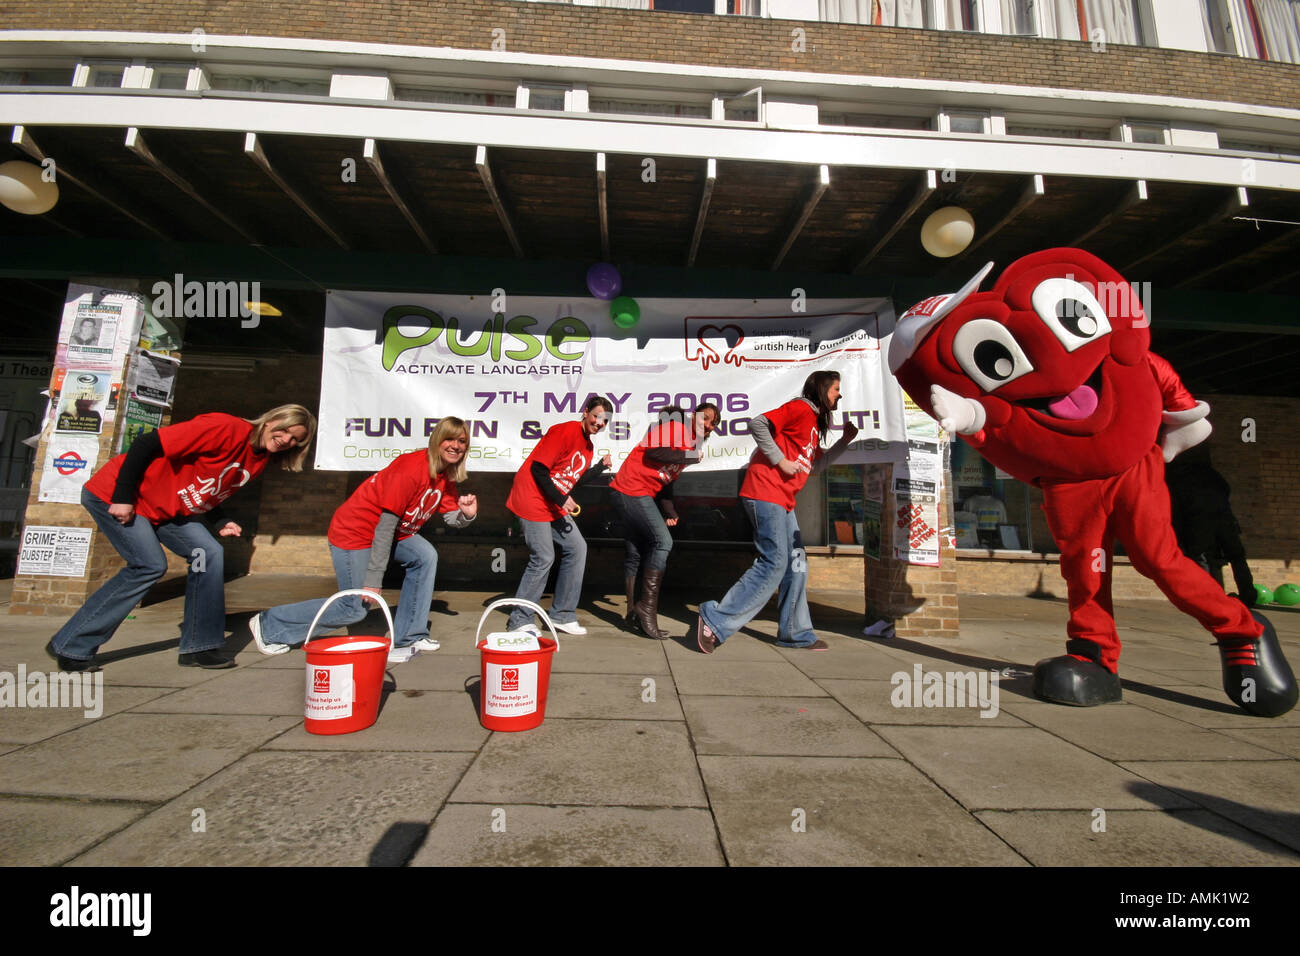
left=1032, top=278, right=1113, bottom=351
left=951, top=319, right=1034, bottom=393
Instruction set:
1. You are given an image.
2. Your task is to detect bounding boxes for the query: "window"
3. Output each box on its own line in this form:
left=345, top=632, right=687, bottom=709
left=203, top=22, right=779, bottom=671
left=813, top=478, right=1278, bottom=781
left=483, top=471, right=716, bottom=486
left=1126, top=122, right=1169, bottom=144
left=947, top=111, right=989, bottom=133
left=208, top=74, right=331, bottom=96
left=1006, top=124, right=1110, bottom=140
left=1003, top=0, right=1037, bottom=34
left=952, top=438, right=1033, bottom=551
left=525, top=84, right=568, bottom=111
left=0, top=67, right=72, bottom=86
left=818, top=0, right=932, bottom=26
left=589, top=98, right=711, bottom=118
left=393, top=87, right=516, bottom=108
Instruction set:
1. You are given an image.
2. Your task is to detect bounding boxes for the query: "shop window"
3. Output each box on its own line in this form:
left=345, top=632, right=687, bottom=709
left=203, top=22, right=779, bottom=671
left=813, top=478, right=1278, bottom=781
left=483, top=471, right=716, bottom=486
left=826, top=464, right=867, bottom=545
left=951, top=437, right=1033, bottom=550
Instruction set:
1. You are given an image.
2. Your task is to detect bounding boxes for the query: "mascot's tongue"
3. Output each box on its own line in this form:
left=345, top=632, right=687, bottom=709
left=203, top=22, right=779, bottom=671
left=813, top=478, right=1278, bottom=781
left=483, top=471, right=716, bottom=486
left=1046, top=384, right=1098, bottom=420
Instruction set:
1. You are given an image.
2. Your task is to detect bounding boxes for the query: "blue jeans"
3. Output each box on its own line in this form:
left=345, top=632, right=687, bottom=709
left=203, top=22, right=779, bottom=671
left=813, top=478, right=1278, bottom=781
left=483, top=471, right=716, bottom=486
left=508, top=515, right=586, bottom=629
left=698, top=497, right=816, bottom=648
left=50, top=487, right=228, bottom=660
left=259, top=535, right=438, bottom=648
left=611, top=489, right=672, bottom=577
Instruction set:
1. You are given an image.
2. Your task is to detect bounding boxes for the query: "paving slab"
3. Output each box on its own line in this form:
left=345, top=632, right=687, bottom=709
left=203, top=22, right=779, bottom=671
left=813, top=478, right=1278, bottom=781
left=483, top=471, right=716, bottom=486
left=776, top=643, right=938, bottom=680
left=71, top=751, right=474, bottom=866
left=821, top=678, right=1030, bottom=726
left=262, top=689, right=489, bottom=752
left=450, top=719, right=705, bottom=807
left=699, top=755, right=1027, bottom=866
left=1217, top=727, right=1300, bottom=759
left=0, top=795, right=152, bottom=866
left=0, top=712, right=300, bottom=801
left=0, top=685, right=176, bottom=744
left=1125, top=682, right=1300, bottom=729
left=541, top=672, right=683, bottom=720
left=669, top=659, right=827, bottom=697
left=874, top=726, right=1197, bottom=811
left=997, top=699, right=1285, bottom=761
left=1117, top=759, right=1300, bottom=853
left=663, top=631, right=785, bottom=662
left=547, top=637, right=672, bottom=675
left=682, top=695, right=897, bottom=756
left=129, top=667, right=308, bottom=716
left=975, top=809, right=1300, bottom=866
left=411, top=804, right=724, bottom=866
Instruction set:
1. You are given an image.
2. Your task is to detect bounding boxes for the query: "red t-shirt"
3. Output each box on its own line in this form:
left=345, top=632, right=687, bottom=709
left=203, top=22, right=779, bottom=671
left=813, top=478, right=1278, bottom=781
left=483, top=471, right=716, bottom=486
left=506, top=420, right=594, bottom=522
left=739, top=399, right=821, bottom=511
left=328, top=449, right=459, bottom=550
left=611, top=420, right=695, bottom=498
left=86, top=413, right=269, bottom=522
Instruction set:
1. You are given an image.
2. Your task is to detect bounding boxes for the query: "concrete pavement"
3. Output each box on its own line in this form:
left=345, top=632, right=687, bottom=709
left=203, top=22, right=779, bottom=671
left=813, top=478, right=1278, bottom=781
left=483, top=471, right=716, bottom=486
left=1, top=576, right=1298, bottom=866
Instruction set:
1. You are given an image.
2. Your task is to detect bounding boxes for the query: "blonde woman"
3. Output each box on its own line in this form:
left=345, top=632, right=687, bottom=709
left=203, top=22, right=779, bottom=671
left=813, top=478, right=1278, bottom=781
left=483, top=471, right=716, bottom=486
left=48, top=404, right=317, bottom=672
left=251, top=417, right=477, bottom=663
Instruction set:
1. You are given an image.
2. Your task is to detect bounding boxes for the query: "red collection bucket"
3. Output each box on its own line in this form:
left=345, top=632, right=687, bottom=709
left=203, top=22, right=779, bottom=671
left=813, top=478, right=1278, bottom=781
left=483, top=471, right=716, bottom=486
left=474, top=598, right=560, bottom=733
left=302, top=589, right=394, bottom=736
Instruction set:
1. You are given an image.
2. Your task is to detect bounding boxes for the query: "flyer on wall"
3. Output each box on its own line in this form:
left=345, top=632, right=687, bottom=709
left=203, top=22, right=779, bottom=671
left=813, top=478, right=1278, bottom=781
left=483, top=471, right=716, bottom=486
left=56, top=285, right=144, bottom=372
left=38, top=434, right=100, bottom=503
left=53, top=370, right=112, bottom=435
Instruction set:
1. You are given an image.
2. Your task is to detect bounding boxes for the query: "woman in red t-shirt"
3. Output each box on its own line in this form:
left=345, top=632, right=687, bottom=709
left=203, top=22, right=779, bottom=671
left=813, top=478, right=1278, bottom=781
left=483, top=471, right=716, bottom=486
left=47, top=404, right=317, bottom=672
left=610, top=403, right=718, bottom=639
left=504, top=395, right=612, bottom=635
left=695, top=371, right=858, bottom=653
left=250, top=417, right=478, bottom=664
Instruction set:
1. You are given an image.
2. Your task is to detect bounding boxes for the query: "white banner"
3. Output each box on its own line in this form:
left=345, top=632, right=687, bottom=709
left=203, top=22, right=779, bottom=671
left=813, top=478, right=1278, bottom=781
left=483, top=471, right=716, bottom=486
left=318, top=292, right=908, bottom=472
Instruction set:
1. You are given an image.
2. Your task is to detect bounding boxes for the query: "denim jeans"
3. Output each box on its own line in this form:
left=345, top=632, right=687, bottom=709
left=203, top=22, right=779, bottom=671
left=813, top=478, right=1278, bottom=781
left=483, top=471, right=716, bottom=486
left=610, top=489, right=673, bottom=578
left=508, top=515, right=587, bottom=629
left=698, top=496, right=816, bottom=648
left=50, top=487, right=228, bottom=660
left=259, top=534, right=438, bottom=648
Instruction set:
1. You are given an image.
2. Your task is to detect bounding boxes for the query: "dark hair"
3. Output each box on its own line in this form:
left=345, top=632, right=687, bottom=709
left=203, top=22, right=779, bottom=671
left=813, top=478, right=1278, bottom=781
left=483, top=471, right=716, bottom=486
left=583, top=394, right=614, bottom=415
left=801, top=370, right=841, bottom=436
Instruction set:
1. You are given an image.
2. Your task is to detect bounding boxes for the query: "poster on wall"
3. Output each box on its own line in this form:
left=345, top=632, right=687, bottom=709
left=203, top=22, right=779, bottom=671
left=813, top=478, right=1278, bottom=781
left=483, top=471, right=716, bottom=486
left=118, top=398, right=165, bottom=454
left=56, top=285, right=144, bottom=372
left=38, top=434, right=100, bottom=503
left=128, top=349, right=180, bottom=407
left=53, top=370, right=112, bottom=435
left=862, top=498, right=882, bottom=560
left=893, top=475, right=940, bottom=566
left=16, top=525, right=93, bottom=577
left=317, top=291, right=909, bottom=473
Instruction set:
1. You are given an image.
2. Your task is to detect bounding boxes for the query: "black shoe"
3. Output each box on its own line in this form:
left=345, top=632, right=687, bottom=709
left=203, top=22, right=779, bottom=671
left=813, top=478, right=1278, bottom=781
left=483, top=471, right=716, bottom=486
left=1218, top=611, right=1298, bottom=718
left=1032, top=654, right=1122, bottom=706
left=45, top=640, right=100, bottom=673
left=179, top=650, right=236, bottom=669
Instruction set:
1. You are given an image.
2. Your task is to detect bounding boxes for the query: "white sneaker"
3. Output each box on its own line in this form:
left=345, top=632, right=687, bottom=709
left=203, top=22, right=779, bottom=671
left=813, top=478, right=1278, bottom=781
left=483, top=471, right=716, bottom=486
left=249, top=614, right=291, bottom=656
left=411, top=637, right=440, bottom=653
left=387, top=645, right=418, bottom=664
left=551, top=620, right=587, bottom=635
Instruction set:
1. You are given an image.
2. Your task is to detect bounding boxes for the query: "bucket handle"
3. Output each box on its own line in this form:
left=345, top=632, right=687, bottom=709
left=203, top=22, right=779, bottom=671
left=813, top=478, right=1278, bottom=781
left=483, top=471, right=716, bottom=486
left=303, top=589, right=396, bottom=649
left=474, top=598, right=559, bottom=653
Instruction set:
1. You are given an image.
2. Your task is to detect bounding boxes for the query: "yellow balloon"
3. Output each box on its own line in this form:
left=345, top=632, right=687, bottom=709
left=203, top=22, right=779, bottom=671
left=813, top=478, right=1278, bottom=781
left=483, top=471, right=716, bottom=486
left=920, top=206, right=975, bottom=258
left=0, top=160, right=59, bottom=215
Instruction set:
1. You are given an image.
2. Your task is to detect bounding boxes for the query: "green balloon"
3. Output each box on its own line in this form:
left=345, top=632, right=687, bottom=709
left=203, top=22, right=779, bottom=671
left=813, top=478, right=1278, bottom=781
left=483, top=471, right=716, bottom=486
left=1274, top=583, right=1300, bottom=606
left=1255, top=584, right=1275, bottom=606
left=610, top=295, right=640, bottom=329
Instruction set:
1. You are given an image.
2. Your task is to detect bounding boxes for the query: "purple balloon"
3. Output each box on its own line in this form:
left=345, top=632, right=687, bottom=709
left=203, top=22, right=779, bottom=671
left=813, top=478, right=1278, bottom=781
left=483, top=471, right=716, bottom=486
left=586, top=262, right=622, bottom=300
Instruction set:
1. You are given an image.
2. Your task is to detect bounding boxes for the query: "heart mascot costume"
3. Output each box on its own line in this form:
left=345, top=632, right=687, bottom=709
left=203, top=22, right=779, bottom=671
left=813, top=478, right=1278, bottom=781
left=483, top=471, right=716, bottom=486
left=888, top=247, right=1296, bottom=717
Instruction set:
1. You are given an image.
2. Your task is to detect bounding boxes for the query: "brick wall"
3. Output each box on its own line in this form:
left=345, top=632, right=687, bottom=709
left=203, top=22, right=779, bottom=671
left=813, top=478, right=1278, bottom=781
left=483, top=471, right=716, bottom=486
left=3, top=0, right=1298, bottom=110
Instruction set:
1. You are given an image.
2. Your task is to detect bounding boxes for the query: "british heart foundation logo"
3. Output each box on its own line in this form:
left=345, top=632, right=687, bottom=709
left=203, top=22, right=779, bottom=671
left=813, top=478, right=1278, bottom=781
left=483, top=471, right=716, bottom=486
left=313, top=668, right=330, bottom=693
left=501, top=667, right=520, bottom=691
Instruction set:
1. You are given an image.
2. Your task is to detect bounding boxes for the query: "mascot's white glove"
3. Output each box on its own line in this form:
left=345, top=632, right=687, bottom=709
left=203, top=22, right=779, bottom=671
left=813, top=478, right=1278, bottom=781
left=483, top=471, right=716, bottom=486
left=931, top=384, right=987, bottom=436
left=1160, top=400, right=1212, bottom=462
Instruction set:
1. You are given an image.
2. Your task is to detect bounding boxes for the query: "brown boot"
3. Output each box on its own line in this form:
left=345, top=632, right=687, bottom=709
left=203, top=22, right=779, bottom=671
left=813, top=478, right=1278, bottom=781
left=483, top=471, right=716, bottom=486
left=634, top=569, right=667, bottom=640
left=624, top=575, right=642, bottom=633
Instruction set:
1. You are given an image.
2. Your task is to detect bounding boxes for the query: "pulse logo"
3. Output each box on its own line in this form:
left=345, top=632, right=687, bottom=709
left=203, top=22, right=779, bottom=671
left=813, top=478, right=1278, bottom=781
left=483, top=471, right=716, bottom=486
left=49, top=886, right=151, bottom=936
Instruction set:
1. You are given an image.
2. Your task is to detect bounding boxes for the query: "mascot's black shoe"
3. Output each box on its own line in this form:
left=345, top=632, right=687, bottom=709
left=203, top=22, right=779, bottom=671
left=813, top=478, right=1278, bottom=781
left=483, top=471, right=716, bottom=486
left=1032, top=655, right=1122, bottom=706
left=1218, top=611, right=1298, bottom=718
